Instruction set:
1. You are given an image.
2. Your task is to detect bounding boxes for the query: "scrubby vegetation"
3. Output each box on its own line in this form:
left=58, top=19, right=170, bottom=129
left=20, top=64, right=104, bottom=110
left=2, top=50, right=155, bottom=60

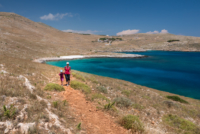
left=104, top=102, right=115, bottom=110
left=97, top=86, right=108, bottom=94
left=167, top=39, right=180, bottom=42
left=2, top=105, right=16, bottom=119
left=71, top=80, right=91, bottom=94
left=166, top=96, right=189, bottom=104
left=0, top=75, right=32, bottom=97
left=163, top=114, right=200, bottom=133
left=121, top=90, right=131, bottom=97
left=99, top=37, right=122, bottom=41
left=114, top=97, right=132, bottom=108
left=91, top=93, right=110, bottom=102
left=132, top=103, right=145, bottom=111
left=44, top=83, right=65, bottom=91
left=119, top=115, right=144, bottom=133
left=63, top=100, right=68, bottom=106
left=72, top=72, right=85, bottom=82
left=77, top=122, right=82, bottom=130
left=53, top=101, right=58, bottom=108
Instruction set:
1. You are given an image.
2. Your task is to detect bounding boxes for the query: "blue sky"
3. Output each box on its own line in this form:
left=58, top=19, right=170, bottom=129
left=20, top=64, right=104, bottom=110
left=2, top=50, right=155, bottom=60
left=0, top=0, right=200, bottom=36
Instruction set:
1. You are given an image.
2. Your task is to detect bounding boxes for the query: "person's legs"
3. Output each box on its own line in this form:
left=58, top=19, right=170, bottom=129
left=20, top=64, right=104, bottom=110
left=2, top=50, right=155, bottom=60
left=68, top=74, right=70, bottom=85
left=65, top=74, right=68, bottom=85
left=61, top=78, right=63, bottom=86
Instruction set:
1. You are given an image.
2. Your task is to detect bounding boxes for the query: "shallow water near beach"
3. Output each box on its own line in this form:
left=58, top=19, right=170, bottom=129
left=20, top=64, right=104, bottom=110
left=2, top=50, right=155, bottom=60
left=46, top=51, right=200, bottom=99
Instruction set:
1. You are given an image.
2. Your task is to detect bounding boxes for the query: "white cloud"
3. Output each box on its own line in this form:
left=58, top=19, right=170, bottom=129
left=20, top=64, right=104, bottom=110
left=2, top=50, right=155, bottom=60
left=160, top=29, right=168, bottom=34
left=40, top=13, right=73, bottom=20
left=116, top=29, right=139, bottom=36
left=146, top=29, right=169, bottom=34
left=146, top=30, right=159, bottom=34
left=62, top=29, right=99, bottom=34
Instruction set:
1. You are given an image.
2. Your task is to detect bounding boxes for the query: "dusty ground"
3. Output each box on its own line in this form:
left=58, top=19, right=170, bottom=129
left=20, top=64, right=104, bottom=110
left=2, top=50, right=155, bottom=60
left=58, top=79, right=128, bottom=134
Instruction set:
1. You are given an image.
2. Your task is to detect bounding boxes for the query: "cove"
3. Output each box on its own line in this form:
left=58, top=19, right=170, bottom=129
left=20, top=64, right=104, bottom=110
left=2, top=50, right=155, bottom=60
left=46, top=51, right=200, bottom=100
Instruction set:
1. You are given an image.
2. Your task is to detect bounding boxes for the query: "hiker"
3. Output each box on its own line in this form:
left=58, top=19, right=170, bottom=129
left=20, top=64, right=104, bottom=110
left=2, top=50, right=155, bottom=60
left=59, top=70, right=64, bottom=86
left=64, top=62, right=71, bottom=86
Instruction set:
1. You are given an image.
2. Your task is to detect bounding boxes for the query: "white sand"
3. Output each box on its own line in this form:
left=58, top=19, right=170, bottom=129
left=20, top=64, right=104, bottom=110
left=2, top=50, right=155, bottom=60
left=34, top=54, right=146, bottom=63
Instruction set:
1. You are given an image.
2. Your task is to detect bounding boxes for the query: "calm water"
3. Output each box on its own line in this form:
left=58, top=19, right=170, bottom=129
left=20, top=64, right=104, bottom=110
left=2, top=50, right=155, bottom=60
left=46, top=51, right=200, bottom=99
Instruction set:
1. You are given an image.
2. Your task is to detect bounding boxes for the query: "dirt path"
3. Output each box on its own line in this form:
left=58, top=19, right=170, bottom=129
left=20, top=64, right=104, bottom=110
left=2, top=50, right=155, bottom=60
left=58, top=81, right=128, bottom=134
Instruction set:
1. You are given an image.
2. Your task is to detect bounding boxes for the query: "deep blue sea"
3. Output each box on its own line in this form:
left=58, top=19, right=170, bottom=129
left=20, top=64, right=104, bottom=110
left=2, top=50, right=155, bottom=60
left=46, top=51, right=200, bottom=99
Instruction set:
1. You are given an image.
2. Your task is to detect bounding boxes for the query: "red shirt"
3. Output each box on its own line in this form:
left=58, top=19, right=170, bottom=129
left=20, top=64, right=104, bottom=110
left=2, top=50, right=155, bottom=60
left=59, top=72, right=64, bottom=78
left=64, top=66, right=71, bottom=74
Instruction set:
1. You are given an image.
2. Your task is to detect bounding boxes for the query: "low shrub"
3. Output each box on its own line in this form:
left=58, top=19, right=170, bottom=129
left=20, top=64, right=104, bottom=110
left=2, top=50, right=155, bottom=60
left=71, top=80, right=91, bottom=94
left=46, top=95, right=51, bottom=99
left=44, top=83, right=65, bottom=91
left=119, top=115, right=144, bottom=133
left=114, top=97, right=132, bottom=108
left=166, top=96, right=188, bottom=104
left=40, top=114, right=49, bottom=122
left=104, top=102, right=115, bottom=110
left=29, top=93, right=37, bottom=100
left=72, top=72, right=85, bottom=82
left=163, top=100, right=179, bottom=108
left=121, top=90, right=131, bottom=97
left=91, top=93, right=110, bottom=102
left=97, top=86, right=108, bottom=94
left=40, top=100, right=47, bottom=107
left=167, top=39, right=180, bottom=42
left=87, top=77, right=98, bottom=84
left=163, top=114, right=199, bottom=133
left=132, top=103, right=145, bottom=111
left=53, top=101, right=58, bottom=108
left=3, top=105, right=16, bottom=119
left=63, top=100, right=68, bottom=106
left=77, top=122, right=81, bottom=130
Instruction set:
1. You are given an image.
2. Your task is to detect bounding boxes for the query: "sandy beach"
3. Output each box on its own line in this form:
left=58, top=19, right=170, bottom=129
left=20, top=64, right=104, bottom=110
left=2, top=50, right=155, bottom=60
left=34, top=54, right=146, bottom=63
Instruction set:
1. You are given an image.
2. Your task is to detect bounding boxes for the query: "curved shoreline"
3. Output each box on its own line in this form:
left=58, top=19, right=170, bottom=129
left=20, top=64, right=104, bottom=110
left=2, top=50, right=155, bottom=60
left=33, top=54, right=146, bottom=63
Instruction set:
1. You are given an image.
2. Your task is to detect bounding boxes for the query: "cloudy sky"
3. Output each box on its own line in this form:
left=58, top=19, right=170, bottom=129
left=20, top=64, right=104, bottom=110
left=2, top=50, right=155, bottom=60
left=0, top=0, right=200, bottom=36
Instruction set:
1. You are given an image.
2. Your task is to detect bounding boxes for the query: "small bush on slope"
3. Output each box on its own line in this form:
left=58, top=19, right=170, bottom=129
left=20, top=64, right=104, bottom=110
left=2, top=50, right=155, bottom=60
left=121, top=90, right=131, bottom=97
left=104, top=102, right=116, bottom=110
left=72, top=72, right=85, bottom=82
left=163, top=114, right=200, bottom=134
left=167, top=39, right=180, bottom=42
left=119, top=115, right=144, bottom=133
left=132, top=103, right=145, bottom=111
left=44, top=83, right=65, bottom=91
left=97, top=86, right=108, bottom=94
left=2, top=105, right=16, bottom=119
left=166, top=96, right=188, bottom=104
left=91, top=93, right=110, bottom=102
left=114, top=97, right=132, bottom=108
left=70, top=80, right=91, bottom=94
left=77, top=122, right=82, bottom=130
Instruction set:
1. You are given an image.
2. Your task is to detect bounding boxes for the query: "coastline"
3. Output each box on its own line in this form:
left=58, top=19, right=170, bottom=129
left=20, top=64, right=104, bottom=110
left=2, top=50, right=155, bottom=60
left=33, top=54, right=146, bottom=63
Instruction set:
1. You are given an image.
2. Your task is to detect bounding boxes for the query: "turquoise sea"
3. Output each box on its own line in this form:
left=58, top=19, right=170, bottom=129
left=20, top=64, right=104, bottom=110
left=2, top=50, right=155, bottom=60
left=46, top=51, right=200, bottom=100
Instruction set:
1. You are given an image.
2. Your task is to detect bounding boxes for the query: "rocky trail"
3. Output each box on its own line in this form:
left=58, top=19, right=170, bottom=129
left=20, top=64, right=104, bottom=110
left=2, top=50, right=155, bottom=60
left=58, top=81, right=128, bottom=134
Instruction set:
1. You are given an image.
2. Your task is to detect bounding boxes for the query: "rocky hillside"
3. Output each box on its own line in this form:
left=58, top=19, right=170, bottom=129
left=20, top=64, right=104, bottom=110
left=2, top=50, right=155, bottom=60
left=0, top=12, right=103, bottom=59
left=111, top=33, right=200, bottom=51
left=1, top=12, right=200, bottom=61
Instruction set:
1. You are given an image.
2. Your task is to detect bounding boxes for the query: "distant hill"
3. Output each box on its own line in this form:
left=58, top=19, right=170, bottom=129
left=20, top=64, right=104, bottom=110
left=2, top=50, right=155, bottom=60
left=114, top=33, right=200, bottom=51
left=0, top=12, right=200, bottom=61
left=0, top=12, right=101, bottom=59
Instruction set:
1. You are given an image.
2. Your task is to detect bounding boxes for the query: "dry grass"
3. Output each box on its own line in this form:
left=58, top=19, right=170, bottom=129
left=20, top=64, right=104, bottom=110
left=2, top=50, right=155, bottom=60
left=0, top=55, right=80, bottom=133
left=71, top=71, right=200, bottom=134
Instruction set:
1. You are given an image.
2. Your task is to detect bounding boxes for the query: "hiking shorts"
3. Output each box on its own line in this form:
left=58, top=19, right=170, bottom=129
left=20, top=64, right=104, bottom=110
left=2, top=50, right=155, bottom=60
left=65, top=74, right=70, bottom=81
